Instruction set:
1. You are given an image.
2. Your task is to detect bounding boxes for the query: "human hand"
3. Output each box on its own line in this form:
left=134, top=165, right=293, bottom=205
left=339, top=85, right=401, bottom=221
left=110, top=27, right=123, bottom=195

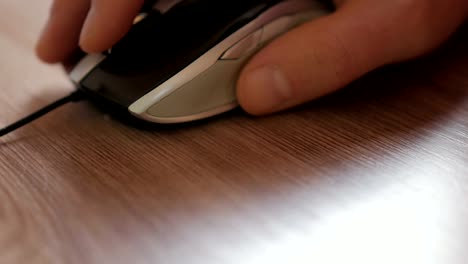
left=35, top=0, right=468, bottom=115
left=36, top=0, right=146, bottom=64
left=236, top=0, right=468, bottom=115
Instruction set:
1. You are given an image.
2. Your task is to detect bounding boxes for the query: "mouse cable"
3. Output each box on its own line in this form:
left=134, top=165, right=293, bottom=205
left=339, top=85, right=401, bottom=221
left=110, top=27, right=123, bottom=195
left=0, top=90, right=84, bottom=137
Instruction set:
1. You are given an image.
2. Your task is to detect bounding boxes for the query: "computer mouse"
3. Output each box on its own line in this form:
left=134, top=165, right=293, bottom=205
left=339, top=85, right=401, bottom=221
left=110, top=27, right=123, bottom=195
left=69, top=0, right=332, bottom=124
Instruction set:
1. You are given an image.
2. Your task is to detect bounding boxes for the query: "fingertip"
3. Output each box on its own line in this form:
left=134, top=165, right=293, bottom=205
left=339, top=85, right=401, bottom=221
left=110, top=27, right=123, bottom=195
left=237, top=58, right=295, bottom=116
left=237, top=61, right=267, bottom=116
left=78, top=0, right=144, bottom=53
left=34, top=38, right=52, bottom=63
left=78, top=22, right=133, bottom=53
left=34, top=28, right=68, bottom=64
left=236, top=70, right=266, bottom=116
left=35, top=0, right=91, bottom=64
left=78, top=8, right=106, bottom=53
left=78, top=12, right=114, bottom=53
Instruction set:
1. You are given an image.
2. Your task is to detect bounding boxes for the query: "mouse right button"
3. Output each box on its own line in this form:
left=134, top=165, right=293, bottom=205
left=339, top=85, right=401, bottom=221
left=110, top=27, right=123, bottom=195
left=260, top=9, right=331, bottom=43
left=260, top=16, right=295, bottom=43
left=220, top=28, right=263, bottom=60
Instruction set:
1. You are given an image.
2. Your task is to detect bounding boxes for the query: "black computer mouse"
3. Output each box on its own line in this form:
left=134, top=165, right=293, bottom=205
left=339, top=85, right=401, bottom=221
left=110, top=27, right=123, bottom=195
left=69, top=0, right=331, bottom=124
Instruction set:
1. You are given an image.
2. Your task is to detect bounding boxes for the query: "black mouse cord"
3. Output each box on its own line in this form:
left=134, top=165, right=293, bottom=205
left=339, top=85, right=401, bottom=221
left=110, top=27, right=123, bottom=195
left=0, top=90, right=84, bottom=137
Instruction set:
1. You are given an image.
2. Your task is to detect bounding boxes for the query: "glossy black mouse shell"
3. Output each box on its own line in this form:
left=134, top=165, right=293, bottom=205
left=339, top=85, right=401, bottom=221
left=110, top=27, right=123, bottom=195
left=70, top=0, right=332, bottom=125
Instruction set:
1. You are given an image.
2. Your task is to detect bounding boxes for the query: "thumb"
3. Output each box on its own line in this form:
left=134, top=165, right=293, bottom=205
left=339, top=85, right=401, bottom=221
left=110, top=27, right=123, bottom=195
left=236, top=1, right=423, bottom=115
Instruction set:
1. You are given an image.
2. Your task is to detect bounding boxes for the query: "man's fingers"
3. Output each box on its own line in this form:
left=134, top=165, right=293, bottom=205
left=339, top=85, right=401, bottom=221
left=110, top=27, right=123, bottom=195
left=36, top=0, right=91, bottom=63
left=235, top=0, right=444, bottom=115
left=79, top=0, right=145, bottom=53
left=236, top=5, right=384, bottom=115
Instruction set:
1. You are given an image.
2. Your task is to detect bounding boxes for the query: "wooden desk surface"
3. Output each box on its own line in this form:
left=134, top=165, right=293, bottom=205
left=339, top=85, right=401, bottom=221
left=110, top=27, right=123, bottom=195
left=1, top=2, right=468, bottom=264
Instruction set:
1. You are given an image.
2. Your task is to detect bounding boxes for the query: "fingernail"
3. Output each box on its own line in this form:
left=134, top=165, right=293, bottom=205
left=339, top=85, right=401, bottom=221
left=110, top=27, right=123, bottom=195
left=243, top=66, right=292, bottom=113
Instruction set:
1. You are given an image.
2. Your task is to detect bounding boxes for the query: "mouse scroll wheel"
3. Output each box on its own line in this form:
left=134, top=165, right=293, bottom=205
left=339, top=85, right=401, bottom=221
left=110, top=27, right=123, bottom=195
left=134, top=0, right=161, bottom=24
left=133, top=13, right=149, bottom=24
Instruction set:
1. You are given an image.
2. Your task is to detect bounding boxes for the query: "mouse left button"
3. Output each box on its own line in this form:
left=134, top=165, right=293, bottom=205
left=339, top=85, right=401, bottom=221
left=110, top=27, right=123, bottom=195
left=69, top=53, right=106, bottom=84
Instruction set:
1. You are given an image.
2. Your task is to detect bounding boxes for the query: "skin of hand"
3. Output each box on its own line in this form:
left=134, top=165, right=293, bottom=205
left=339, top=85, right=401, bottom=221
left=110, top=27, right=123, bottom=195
left=36, top=0, right=468, bottom=116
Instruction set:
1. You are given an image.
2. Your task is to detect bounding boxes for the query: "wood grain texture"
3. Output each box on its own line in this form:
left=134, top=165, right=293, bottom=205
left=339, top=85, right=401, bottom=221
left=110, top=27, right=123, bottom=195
left=1, top=1, right=468, bottom=264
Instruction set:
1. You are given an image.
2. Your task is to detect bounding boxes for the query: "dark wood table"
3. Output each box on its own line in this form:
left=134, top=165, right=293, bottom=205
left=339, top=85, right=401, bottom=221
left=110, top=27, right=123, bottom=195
left=1, top=2, right=468, bottom=263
